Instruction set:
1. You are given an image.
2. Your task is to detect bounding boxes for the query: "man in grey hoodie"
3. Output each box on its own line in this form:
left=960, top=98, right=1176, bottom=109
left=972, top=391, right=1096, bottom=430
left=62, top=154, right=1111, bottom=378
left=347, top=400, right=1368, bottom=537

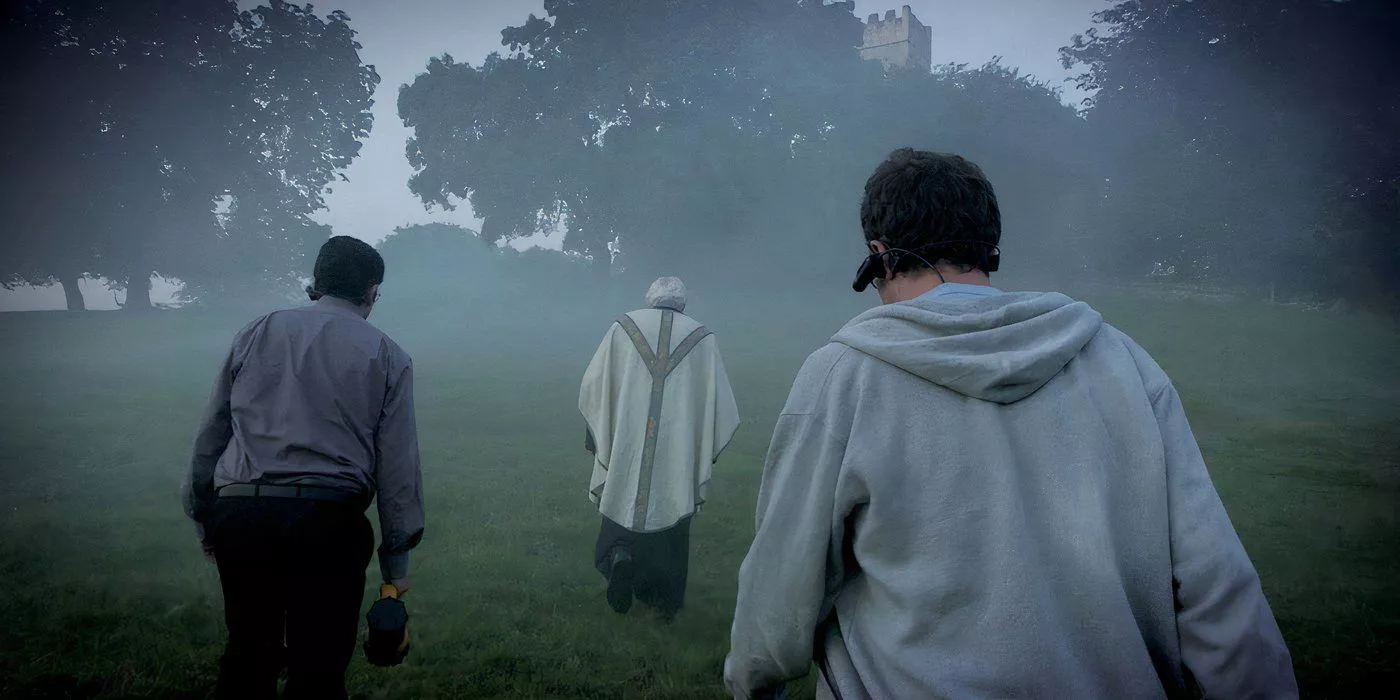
left=723, top=149, right=1296, bottom=699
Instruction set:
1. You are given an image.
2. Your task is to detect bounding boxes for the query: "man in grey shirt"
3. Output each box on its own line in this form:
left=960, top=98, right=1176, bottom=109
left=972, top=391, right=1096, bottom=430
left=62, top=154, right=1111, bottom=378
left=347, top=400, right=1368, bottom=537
left=183, top=235, right=424, bottom=699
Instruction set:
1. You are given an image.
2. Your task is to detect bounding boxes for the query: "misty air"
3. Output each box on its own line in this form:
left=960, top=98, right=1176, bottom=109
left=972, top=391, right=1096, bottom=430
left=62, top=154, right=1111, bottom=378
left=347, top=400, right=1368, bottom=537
left=0, top=1, right=1396, bottom=698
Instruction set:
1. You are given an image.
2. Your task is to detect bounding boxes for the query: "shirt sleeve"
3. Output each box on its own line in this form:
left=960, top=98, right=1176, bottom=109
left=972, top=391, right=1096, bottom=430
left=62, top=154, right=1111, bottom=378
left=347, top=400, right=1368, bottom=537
left=183, top=337, right=241, bottom=525
left=1153, top=381, right=1298, bottom=697
left=374, top=357, right=425, bottom=582
left=725, top=410, right=851, bottom=699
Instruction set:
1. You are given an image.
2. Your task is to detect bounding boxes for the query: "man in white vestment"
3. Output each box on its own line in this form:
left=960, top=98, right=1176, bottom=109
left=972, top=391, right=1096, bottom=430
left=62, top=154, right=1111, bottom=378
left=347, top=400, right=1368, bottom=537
left=579, top=277, right=740, bottom=620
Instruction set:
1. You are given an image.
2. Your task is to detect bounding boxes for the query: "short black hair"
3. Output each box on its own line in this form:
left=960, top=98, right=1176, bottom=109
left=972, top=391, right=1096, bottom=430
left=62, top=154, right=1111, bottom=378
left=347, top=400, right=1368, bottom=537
left=311, top=236, right=384, bottom=304
left=860, top=149, right=1002, bottom=273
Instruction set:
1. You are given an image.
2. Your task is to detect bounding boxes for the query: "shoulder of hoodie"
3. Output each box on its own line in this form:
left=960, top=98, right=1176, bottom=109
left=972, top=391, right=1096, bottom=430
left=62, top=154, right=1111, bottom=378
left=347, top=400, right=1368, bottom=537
left=779, top=342, right=861, bottom=417
left=1096, top=322, right=1171, bottom=399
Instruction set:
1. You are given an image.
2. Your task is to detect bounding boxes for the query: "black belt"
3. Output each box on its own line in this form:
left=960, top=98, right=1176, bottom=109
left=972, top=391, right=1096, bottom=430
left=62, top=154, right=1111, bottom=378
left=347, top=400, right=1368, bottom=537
left=217, top=483, right=363, bottom=503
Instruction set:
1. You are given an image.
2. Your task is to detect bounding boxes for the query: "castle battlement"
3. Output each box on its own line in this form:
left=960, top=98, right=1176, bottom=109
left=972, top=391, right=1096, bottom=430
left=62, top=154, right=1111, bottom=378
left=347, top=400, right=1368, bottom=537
left=859, top=5, right=932, bottom=73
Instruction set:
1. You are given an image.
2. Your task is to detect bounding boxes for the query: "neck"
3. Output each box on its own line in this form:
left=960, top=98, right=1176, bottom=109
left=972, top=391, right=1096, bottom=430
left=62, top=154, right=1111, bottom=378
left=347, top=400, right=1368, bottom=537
left=316, top=295, right=371, bottom=319
left=887, top=267, right=991, bottom=303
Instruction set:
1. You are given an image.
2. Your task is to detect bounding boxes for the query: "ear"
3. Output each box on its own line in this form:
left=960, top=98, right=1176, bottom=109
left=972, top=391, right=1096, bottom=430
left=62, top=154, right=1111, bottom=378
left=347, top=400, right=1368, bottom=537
left=868, top=240, right=897, bottom=280
left=365, top=283, right=381, bottom=306
left=865, top=240, right=893, bottom=279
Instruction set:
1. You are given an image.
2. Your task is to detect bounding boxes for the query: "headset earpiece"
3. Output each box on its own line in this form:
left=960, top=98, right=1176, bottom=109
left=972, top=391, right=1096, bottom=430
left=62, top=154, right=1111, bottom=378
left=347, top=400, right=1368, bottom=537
left=851, top=240, right=999, bottom=293
left=852, top=251, right=886, bottom=292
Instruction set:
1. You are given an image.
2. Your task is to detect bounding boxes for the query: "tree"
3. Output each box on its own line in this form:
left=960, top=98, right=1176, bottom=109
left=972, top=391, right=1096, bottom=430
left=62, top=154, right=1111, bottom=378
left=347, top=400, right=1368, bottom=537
left=399, top=1, right=1094, bottom=297
left=1062, top=0, right=1400, bottom=305
left=0, top=0, right=246, bottom=310
left=0, top=1, right=219, bottom=309
left=171, top=2, right=380, bottom=309
left=0, top=0, right=378, bottom=311
left=376, top=223, right=495, bottom=299
left=399, top=0, right=874, bottom=281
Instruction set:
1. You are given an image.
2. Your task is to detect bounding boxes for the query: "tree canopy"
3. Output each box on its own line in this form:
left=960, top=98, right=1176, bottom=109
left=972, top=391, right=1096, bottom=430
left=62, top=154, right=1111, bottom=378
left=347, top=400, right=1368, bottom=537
left=398, top=0, right=1093, bottom=295
left=1063, top=0, right=1399, bottom=305
left=0, top=0, right=378, bottom=310
left=11, top=0, right=1390, bottom=312
left=399, top=0, right=868, bottom=278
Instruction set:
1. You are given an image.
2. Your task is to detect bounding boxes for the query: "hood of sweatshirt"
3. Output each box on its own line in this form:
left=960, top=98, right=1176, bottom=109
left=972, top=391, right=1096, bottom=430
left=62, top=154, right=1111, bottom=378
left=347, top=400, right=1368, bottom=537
left=831, top=291, right=1104, bottom=404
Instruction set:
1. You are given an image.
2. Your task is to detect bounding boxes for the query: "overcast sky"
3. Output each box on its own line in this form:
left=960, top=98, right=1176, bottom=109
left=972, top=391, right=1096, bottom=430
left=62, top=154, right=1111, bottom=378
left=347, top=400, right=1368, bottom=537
left=4, top=0, right=1106, bottom=311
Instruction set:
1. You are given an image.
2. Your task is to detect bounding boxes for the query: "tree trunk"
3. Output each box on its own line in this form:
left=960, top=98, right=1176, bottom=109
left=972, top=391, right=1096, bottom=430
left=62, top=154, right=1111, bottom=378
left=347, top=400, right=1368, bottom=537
left=62, top=275, right=86, bottom=311
left=124, top=272, right=153, bottom=311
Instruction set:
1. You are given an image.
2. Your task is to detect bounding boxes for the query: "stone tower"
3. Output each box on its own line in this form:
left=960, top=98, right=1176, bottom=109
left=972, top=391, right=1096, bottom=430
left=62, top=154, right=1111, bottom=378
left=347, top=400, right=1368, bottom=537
left=859, top=6, right=932, bottom=73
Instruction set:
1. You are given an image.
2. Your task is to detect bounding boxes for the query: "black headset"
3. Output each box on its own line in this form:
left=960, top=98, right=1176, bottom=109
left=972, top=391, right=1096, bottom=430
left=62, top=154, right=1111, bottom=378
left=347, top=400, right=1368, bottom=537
left=852, top=240, right=1001, bottom=293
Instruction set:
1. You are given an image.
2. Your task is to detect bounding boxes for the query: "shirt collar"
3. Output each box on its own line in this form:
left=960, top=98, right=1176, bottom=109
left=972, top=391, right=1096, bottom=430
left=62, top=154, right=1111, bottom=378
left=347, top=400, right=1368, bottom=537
left=313, top=295, right=367, bottom=319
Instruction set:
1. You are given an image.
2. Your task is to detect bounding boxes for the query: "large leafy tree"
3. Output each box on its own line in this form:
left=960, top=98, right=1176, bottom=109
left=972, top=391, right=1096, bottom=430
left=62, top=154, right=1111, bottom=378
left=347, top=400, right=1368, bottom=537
left=804, top=59, right=1097, bottom=290
left=376, top=223, right=495, bottom=301
left=0, top=0, right=377, bottom=310
left=399, top=0, right=874, bottom=280
left=176, top=1, right=380, bottom=308
left=1063, top=0, right=1399, bottom=305
left=1, top=0, right=237, bottom=310
left=399, top=1, right=1093, bottom=295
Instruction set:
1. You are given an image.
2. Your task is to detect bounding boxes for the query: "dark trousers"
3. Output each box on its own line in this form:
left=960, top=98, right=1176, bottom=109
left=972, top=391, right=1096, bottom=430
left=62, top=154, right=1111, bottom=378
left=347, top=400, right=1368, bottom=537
left=205, top=496, right=374, bottom=700
left=594, top=515, right=692, bottom=615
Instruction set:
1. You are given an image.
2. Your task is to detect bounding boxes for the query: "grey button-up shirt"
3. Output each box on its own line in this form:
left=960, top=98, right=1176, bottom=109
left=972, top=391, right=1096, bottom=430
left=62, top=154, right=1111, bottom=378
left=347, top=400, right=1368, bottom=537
left=183, top=296, right=424, bottom=581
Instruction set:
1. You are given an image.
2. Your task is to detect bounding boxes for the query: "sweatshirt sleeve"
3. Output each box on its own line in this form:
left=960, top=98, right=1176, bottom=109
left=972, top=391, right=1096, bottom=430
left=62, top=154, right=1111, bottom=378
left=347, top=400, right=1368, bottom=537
left=1152, top=381, right=1298, bottom=698
left=183, top=326, right=250, bottom=525
left=725, top=347, right=852, bottom=699
left=374, top=356, right=425, bottom=582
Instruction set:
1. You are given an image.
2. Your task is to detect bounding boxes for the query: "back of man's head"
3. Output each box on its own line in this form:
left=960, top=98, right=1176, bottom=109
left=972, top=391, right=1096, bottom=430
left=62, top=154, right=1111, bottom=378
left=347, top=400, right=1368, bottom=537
left=646, top=276, right=687, bottom=312
left=311, top=236, right=384, bottom=305
left=860, top=149, right=1002, bottom=273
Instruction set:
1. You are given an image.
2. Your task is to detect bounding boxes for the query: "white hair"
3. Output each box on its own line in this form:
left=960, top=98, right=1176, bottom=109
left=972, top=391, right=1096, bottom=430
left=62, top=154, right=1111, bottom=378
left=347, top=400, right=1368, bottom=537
left=645, top=276, right=687, bottom=311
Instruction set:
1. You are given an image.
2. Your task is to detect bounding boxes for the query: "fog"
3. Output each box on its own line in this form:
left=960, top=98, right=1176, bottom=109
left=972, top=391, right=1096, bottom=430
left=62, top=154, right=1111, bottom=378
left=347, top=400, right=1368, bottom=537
left=1, top=0, right=1102, bottom=312
left=1, top=0, right=1396, bottom=697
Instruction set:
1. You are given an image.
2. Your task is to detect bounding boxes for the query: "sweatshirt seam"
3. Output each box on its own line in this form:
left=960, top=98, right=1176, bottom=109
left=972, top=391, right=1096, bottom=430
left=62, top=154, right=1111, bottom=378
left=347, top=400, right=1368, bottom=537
left=1112, top=326, right=1172, bottom=402
left=831, top=338, right=942, bottom=390
left=781, top=345, right=853, bottom=417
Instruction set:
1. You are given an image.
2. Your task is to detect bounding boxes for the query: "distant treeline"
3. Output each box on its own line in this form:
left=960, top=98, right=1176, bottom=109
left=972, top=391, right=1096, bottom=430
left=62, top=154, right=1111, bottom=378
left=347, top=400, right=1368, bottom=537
left=4, top=0, right=1395, bottom=312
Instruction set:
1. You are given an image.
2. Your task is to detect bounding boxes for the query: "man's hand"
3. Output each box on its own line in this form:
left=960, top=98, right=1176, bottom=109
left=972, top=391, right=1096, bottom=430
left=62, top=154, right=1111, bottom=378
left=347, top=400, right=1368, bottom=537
left=194, top=521, right=216, bottom=563
left=388, top=578, right=411, bottom=597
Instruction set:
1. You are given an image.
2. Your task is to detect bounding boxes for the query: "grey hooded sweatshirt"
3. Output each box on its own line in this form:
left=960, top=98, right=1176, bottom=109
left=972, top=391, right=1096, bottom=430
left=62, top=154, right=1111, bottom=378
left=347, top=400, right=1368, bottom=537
left=724, top=291, right=1296, bottom=699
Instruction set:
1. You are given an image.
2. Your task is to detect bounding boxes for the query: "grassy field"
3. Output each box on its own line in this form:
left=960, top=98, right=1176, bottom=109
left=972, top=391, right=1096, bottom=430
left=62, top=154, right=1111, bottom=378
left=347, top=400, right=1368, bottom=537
left=0, top=292, right=1396, bottom=698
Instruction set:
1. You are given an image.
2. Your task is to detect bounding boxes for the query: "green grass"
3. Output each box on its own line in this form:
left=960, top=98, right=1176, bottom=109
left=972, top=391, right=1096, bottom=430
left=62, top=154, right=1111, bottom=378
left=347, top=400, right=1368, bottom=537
left=0, top=294, right=1396, bottom=698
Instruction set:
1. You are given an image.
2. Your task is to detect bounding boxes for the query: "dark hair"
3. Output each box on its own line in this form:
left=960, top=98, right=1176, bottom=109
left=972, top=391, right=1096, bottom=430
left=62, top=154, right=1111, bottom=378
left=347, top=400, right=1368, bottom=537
left=860, top=149, right=1002, bottom=273
left=310, top=236, right=384, bottom=304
